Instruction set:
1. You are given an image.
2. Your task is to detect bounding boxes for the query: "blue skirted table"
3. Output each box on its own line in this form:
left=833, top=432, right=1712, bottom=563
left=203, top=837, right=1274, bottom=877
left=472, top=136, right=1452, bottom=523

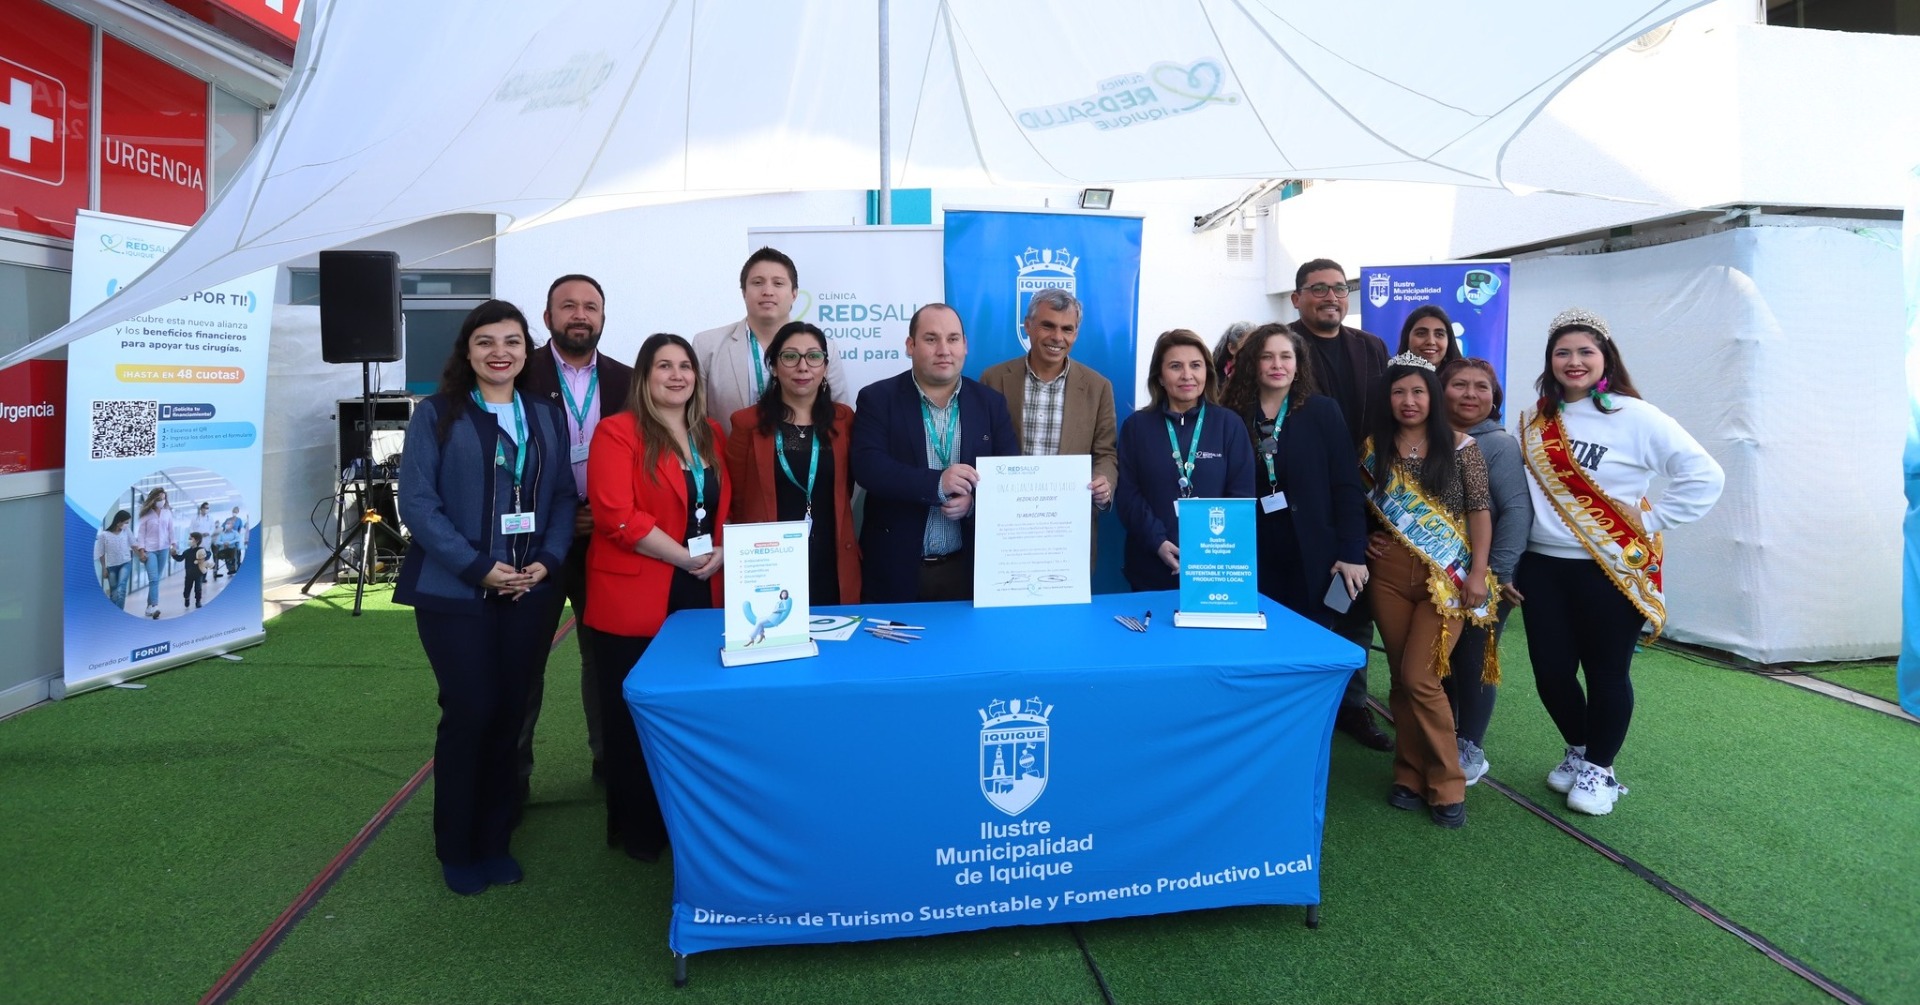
left=624, top=590, right=1362, bottom=981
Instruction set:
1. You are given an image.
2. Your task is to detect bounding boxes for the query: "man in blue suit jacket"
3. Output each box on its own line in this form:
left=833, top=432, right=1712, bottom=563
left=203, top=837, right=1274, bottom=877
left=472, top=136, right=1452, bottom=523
left=852, top=303, right=1019, bottom=603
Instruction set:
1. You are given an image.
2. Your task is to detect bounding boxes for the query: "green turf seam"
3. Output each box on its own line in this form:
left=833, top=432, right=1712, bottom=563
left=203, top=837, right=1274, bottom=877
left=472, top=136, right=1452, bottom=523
left=1364, top=696, right=1871, bottom=1005
left=201, top=611, right=581, bottom=1005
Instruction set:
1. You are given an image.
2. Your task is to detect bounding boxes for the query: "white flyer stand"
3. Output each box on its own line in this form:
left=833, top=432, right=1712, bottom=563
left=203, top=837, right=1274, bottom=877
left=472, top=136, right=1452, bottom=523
left=719, top=521, right=818, bottom=667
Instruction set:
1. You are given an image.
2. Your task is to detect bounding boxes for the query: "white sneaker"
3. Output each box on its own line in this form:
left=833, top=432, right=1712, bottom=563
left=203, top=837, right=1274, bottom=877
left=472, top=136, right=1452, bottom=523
left=1546, top=746, right=1587, bottom=793
left=1566, top=764, right=1628, bottom=816
left=1459, top=737, right=1489, bottom=787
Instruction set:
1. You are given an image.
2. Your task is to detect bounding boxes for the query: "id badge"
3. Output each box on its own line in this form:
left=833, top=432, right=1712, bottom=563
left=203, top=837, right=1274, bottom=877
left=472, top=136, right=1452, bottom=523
left=501, top=511, right=536, bottom=535
left=1260, top=491, right=1289, bottom=514
left=687, top=533, right=714, bottom=557
left=569, top=441, right=591, bottom=464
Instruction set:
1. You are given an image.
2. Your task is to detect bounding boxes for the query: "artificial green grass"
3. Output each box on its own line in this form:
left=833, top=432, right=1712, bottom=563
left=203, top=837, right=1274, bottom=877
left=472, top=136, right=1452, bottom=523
left=0, top=587, right=441, bottom=1004
left=1807, top=663, right=1902, bottom=705
left=5, top=591, right=1913, bottom=1004
left=1369, top=618, right=1920, bottom=1005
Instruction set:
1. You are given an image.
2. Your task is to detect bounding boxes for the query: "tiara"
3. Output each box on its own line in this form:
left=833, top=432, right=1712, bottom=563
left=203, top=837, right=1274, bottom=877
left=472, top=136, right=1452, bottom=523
left=1387, top=351, right=1437, bottom=372
left=1548, top=307, right=1610, bottom=341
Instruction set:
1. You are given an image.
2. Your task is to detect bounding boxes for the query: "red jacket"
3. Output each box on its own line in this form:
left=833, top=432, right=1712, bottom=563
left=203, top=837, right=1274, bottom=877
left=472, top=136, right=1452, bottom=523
left=724, top=403, right=861, bottom=604
left=584, top=414, right=729, bottom=638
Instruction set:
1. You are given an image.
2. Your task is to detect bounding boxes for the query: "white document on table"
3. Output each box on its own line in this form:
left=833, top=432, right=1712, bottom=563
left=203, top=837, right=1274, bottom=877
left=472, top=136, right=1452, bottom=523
left=971, top=454, right=1093, bottom=608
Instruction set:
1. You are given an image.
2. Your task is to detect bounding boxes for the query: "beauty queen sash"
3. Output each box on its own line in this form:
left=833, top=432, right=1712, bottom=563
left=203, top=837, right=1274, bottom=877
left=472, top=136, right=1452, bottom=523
left=1360, top=440, right=1499, bottom=682
left=1520, top=410, right=1666, bottom=638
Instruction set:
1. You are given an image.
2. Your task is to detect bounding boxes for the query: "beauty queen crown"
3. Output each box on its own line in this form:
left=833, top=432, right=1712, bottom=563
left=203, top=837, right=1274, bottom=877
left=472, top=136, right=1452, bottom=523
left=1388, top=351, right=1437, bottom=372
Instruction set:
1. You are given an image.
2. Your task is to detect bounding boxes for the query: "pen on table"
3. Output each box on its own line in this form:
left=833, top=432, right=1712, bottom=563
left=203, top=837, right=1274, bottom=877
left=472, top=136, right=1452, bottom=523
left=870, top=619, right=926, bottom=630
left=866, top=629, right=914, bottom=644
left=1142, top=611, right=1151, bottom=630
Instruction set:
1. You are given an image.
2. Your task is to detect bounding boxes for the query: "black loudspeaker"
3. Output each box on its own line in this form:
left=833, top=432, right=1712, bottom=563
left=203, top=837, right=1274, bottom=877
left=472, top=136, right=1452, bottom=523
left=319, top=250, right=403, bottom=363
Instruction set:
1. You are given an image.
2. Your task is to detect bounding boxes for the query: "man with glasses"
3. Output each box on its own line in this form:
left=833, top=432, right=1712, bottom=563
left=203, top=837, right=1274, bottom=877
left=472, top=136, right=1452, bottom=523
left=980, top=288, right=1119, bottom=533
left=851, top=304, right=1019, bottom=603
left=695, top=246, right=800, bottom=434
left=518, top=273, right=634, bottom=798
left=1290, top=257, right=1393, bottom=752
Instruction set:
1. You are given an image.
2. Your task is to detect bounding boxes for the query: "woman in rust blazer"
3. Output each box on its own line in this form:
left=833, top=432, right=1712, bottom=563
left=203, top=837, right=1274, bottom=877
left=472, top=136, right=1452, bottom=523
left=584, top=332, right=729, bottom=862
left=725, top=321, right=860, bottom=605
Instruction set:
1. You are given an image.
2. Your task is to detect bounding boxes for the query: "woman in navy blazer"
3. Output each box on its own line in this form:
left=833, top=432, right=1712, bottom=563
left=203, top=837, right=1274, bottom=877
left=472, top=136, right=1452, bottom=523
left=396, top=300, right=576, bottom=895
left=1220, top=323, right=1369, bottom=626
left=1113, top=329, right=1257, bottom=592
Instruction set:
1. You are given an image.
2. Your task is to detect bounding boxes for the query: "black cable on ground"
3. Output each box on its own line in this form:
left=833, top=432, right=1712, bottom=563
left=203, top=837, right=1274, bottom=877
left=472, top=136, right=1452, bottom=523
left=1364, top=696, right=1871, bottom=1005
left=1067, top=923, right=1118, bottom=1005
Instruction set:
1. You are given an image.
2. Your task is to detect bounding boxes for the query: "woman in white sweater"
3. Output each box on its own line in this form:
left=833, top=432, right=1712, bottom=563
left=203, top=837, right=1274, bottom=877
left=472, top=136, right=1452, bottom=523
left=1515, top=309, right=1724, bottom=816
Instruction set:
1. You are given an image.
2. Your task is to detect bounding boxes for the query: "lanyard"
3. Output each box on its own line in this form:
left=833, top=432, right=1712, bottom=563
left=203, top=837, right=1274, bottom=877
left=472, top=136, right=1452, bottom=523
left=748, top=332, right=766, bottom=396
left=774, top=425, right=820, bottom=519
left=919, top=393, right=958, bottom=467
left=1261, top=397, right=1290, bottom=487
left=557, top=365, right=598, bottom=440
left=472, top=391, right=528, bottom=508
left=687, top=443, right=709, bottom=529
left=1163, top=404, right=1207, bottom=498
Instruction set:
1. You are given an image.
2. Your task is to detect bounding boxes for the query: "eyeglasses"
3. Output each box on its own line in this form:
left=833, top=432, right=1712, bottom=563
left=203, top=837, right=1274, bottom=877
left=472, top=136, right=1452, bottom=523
left=777, top=350, right=828, bottom=367
left=1299, top=283, right=1351, bottom=298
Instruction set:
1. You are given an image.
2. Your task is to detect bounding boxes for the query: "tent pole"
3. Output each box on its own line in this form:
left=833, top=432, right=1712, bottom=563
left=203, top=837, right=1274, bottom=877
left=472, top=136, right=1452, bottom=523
left=877, top=0, right=892, bottom=225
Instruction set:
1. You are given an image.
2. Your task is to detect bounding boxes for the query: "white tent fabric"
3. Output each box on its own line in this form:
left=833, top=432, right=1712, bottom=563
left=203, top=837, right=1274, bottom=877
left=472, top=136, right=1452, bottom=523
left=1507, top=224, right=1904, bottom=663
left=5, top=0, right=1707, bottom=368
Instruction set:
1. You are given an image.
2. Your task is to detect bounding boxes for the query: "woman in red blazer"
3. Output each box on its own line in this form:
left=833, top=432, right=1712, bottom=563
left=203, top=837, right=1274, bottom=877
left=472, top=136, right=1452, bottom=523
left=584, top=332, right=729, bottom=862
left=725, top=321, right=861, bottom=605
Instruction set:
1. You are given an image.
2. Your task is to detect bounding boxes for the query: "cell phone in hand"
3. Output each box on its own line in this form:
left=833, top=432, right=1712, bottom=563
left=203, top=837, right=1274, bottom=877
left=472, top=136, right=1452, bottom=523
left=1323, top=573, right=1355, bottom=615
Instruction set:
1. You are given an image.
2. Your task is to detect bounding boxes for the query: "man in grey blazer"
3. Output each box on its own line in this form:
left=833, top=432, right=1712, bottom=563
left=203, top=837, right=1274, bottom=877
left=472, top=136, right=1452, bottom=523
left=692, top=246, right=798, bottom=434
left=979, top=288, right=1119, bottom=523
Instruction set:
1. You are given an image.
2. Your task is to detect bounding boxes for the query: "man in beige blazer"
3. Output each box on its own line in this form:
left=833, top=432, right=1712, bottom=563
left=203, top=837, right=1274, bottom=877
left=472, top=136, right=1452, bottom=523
left=979, top=288, right=1119, bottom=524
left=692, top=246, right=798, bottom=434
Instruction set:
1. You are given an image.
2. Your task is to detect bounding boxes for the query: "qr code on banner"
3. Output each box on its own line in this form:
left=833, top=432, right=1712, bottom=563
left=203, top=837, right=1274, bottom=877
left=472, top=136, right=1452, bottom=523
left=90, top=400, right=159, bottom=460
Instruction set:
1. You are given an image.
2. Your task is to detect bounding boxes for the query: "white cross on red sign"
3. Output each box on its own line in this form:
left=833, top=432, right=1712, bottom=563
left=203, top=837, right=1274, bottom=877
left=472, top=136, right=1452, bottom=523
left=0, top=57, right=64, bottom=186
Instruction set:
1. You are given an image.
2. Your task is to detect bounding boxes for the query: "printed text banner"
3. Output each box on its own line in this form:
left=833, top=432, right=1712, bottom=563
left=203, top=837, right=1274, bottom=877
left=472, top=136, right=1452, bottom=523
left=1359, top=261, right=1512, bottom=394
left=626, top=591, right=1357, bottom=955
left=62, top=210, right=272, bottom=694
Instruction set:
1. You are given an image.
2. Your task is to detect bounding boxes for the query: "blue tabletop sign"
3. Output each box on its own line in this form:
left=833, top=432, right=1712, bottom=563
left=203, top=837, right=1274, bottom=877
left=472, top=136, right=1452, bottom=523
left=1176, top=497, right=1258, bottom=619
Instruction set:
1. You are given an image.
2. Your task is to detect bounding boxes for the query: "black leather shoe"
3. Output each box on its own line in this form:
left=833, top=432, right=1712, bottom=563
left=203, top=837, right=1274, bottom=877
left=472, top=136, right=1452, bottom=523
left=1338, top=708, right=1394, bottom=752
left=1387, top=785, right=1423, bottom=811
left=1431, top=801, right=1466, bottom=828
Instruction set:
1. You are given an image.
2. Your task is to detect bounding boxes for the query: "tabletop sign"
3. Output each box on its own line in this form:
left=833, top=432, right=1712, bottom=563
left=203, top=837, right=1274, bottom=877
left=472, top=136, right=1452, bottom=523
left=1173, top=498, right=1265, bottom=630
left=720, top=520, right=819, bottom=666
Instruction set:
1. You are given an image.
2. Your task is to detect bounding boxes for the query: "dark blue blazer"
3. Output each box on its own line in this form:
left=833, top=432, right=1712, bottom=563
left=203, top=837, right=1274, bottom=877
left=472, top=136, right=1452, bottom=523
left=1238, top=394, right=1368, bottom=616
left=1114, top=400, right=1257, bottom=592
left=851, top=370, right=1019, bottom=603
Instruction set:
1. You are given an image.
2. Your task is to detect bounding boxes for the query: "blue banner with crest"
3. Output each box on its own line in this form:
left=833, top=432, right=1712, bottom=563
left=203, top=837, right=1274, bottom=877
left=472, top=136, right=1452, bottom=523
left=1176, top=497, right=1258, bottom=618
left=945, top=209, right=1142, bottom=411
left=1359, top=261, right=1512, bottom=395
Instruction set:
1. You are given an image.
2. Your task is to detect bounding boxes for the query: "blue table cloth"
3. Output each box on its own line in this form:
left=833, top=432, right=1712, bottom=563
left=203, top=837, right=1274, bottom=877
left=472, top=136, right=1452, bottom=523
left=625, top=590, right=1362, bottom=956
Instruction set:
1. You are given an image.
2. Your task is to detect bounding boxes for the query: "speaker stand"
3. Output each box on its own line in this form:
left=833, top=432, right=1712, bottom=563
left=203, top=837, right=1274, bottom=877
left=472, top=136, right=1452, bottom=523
left=303, top=362, right=407, bottom=615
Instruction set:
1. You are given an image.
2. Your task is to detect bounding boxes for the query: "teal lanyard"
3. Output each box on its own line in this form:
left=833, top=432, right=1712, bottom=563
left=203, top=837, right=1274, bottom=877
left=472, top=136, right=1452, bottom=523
left=1261, top=398, right=1290, bottom=487
left=1163, top=404, right=1207, bottom=497
left=920, top=393, right=958, bottom=467
left=774, top=425, right=820, bottom=518
left=687, top=443, right=708, bottom=530
left=557, top=365, right=597, bottom=440
left=471, top=391, right=527, bottom=507
left=748, top=332, right=766, bottom=396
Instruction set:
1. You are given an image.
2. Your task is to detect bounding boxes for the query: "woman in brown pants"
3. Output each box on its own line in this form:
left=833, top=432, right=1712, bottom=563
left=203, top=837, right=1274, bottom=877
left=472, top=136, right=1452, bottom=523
left=1360, top=352, right=1494, bottom=828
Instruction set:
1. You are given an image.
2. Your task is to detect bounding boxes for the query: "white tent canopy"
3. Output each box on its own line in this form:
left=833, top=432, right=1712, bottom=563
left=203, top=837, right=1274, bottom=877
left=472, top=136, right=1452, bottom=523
left=6, top=0, right=1706, bottom=368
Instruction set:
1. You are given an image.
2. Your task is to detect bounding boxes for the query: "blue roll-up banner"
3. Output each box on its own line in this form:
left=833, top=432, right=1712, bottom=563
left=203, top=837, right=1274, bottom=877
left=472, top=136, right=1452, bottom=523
left=1901, top=169, right=1920, bottom=716
left=945, top=210, right=1142, bottom=410
left=1359, top=261, right=1511, bottom=394
left=944, top=209, right=1143, bottom=592
left=62, top=210, right=272, bottom=695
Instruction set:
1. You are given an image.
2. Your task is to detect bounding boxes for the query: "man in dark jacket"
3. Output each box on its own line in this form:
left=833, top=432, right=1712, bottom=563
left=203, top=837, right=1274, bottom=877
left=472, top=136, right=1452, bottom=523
left=1289, top=258, right=1393, bottom=752
left=852, top=303, right=1019, bottom=603
left=516, top=274, right=634, bottom=795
